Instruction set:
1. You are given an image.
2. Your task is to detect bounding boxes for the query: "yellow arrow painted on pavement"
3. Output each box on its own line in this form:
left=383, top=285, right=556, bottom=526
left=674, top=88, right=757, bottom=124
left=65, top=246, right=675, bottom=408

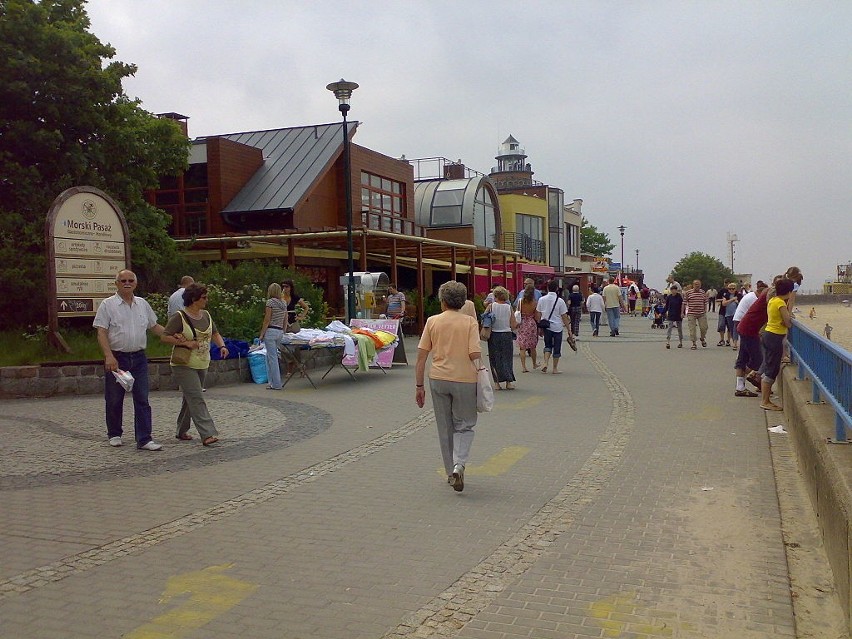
left=126, top=563, right=257, bottom=639
left=437, top=446, right=529, bottom=477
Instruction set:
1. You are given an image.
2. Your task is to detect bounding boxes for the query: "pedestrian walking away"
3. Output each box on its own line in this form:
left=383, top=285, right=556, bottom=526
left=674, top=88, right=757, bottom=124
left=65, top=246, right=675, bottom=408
left=415, top=281, right=482, bottom=492
left=515, top=284, right=540, bottom=372
left=567, top=284, right=583, bottom=336
left=484, top=286, right=517, bottom=390
left=586, top=285, right=605, bottom=337
left=602, top=278, right=626, bottom=336
left=535, top=280, right=574, bottom=374
left=93, top=269, right=167, bottom=450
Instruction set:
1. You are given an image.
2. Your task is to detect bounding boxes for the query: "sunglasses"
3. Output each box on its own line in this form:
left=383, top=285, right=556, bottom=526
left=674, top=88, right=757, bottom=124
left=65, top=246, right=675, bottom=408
left=119, top=279, right=135, bottom=283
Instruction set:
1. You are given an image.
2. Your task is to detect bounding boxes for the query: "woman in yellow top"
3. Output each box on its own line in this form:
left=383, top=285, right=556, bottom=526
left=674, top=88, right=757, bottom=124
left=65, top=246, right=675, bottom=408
left=415, top=281, right=482, bottom=492
left=759, top=278, right=794, bottom=411
left=161, top=283, right=228, bottom=445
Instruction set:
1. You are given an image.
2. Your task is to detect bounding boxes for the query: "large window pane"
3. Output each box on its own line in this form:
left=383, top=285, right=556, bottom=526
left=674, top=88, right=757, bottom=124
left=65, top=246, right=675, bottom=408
left=432, top=206, right=462, bottom=225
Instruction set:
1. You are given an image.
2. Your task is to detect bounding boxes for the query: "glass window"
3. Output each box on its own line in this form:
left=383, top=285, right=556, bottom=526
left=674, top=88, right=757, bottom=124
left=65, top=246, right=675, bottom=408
left=370, top=174, right=381, bottom=188
left=361, top=171, right=369, bottom=185
left=432, top=206, right=462, bottom=225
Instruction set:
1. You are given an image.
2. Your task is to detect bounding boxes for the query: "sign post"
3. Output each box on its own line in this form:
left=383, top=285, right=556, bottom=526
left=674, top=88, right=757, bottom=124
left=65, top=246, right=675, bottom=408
left=45, top=186, right=130, bottom=352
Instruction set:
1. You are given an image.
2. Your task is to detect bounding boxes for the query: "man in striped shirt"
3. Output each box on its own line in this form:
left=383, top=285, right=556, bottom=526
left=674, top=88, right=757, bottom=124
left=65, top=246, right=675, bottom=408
left=683, top=279, right=709, bottom=349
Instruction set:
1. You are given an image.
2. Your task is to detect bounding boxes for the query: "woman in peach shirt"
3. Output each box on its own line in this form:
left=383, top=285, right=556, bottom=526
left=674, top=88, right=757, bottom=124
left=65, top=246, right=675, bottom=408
left=415, top=281, right=482, bottom=492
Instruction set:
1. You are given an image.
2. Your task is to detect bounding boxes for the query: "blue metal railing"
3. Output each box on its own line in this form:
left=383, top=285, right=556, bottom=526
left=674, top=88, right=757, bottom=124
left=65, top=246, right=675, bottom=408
left=788, top=319, right=852, bottom=442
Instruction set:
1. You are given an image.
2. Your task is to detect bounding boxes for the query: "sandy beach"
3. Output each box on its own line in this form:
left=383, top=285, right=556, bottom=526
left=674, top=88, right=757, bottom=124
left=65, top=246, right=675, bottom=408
left=795, top=303, right=852, bottom=353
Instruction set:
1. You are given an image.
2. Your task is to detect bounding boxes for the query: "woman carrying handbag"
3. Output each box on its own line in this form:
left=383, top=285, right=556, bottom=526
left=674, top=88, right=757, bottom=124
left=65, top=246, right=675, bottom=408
left=484, top=286, right=517, bottom=390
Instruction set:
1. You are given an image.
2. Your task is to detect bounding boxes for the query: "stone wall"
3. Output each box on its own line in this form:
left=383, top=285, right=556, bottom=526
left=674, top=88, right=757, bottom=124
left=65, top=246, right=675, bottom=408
left=0, top=357, right=250, bottom=399
left=780, top=366, right=852, bottom=632
left=0, top=348, right=346, bottom=399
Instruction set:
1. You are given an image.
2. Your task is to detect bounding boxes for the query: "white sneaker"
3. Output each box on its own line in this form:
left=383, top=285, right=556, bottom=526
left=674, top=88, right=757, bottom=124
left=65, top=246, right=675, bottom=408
left=139, top=441, right=163, bottom=451
left=109, top=437, right=123, bottom=447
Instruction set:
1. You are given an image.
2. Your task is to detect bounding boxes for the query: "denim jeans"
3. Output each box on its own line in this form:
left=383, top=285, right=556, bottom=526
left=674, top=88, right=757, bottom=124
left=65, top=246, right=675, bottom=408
left=263, top=328, right=285, bottom=389
left=589, top=311, right=601, bottom=333
left=105, top=350, right=152, bottom=447
left=605, top=307, right=621, bottom=333
left=543, top=329, right=563, bottom=358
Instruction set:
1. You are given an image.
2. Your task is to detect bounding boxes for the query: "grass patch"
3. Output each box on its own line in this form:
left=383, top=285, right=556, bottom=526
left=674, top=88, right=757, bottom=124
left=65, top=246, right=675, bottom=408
left=5, top=329, right=172, bottom=367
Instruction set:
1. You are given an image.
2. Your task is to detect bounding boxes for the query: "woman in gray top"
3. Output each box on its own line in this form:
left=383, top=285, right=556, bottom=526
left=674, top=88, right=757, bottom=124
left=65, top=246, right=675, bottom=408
left=259, top=283, right=289, bottom=389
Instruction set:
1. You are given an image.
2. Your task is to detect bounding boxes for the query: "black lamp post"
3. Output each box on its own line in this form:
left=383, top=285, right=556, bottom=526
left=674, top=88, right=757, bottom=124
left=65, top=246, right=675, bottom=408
left=618, top=225, right=626, bottom=284
left=327, top=78, right=359, bottom=322
left=635, top=248, right=639, bottom=272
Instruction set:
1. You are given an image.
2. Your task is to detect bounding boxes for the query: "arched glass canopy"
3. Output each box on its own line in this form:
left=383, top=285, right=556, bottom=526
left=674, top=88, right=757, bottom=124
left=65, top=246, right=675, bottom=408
left=414, top=177, right=500, bottom=248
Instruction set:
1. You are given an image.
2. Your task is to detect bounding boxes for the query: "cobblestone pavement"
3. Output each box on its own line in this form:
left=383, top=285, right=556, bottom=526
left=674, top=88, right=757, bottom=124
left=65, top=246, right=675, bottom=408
left=0, top=319, right=812, bottom=638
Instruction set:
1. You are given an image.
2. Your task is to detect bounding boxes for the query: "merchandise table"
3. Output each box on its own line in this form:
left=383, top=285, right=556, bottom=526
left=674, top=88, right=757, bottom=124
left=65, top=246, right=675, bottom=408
left=278, top=343, right=355, bottom=389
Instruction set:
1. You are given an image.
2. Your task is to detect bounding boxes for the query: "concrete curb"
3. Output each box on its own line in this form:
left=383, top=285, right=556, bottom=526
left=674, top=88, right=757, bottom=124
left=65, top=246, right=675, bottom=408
left=780, top=365, right=852, bottom=632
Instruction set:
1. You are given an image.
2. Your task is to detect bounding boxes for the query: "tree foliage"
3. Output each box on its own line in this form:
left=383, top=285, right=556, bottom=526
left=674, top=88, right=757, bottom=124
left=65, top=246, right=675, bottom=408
left=0, top=0, right=189, bottom=328
left=670, top=252, right=736, bottom=290
left=580, top=217, right=615, bottom=258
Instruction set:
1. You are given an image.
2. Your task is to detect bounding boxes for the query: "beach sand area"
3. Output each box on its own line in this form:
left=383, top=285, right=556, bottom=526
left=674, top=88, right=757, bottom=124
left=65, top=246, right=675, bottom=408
left=796, top=302, right=852, bottom=352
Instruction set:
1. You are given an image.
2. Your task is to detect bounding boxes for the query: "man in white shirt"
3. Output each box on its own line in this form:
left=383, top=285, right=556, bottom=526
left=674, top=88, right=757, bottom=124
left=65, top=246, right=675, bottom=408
left=167, top=275, right=195, bottom=317
left=585, top=286, right=605, bottom=336
left=93, top=270, right=168, bottom=450
left=514, top=277, right=542, bottom=308
left=535, top=280, right=575, bottom=374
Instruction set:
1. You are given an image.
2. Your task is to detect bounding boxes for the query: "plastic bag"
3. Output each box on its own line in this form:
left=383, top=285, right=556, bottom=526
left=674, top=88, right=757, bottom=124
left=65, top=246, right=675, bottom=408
left=112, top=369, right=134, bottom=392
left=476, top=366, right=494, bottom=413
left=248, top=352, right=268, bottom=384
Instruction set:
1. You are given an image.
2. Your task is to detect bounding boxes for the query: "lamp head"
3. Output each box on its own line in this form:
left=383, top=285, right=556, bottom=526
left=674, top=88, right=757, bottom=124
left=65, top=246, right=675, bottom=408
left=326, top=79, right=359, bottom=113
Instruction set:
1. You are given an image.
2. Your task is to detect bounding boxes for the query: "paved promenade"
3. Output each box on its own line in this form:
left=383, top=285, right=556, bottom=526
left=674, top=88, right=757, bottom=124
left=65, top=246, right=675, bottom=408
left=0, top=315, right=838, bottom=638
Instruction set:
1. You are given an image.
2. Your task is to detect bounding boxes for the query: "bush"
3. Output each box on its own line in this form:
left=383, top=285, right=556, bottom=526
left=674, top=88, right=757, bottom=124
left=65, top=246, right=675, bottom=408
left=192, top=261, right=328, bottom=341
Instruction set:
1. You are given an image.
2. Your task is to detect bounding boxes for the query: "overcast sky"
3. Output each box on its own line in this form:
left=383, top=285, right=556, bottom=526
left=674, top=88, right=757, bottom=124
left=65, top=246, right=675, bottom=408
left=86, top=0, right=851, bottom=291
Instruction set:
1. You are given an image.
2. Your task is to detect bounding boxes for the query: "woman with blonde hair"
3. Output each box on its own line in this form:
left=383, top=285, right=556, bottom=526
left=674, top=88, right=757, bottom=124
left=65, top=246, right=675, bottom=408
left=259, top=282, right=288, bottom=390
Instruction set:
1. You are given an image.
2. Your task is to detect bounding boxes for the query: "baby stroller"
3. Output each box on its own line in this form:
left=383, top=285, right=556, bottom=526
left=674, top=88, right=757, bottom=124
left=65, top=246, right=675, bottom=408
left=651, top=302, right=667, bottom=329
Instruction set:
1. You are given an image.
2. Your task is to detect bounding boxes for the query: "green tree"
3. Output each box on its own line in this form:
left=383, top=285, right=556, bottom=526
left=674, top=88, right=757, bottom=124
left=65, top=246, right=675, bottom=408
left=670, top=252, right=735, bottom=290
left=580, top=217, right=615, bottom=258
left=0, top=0, right=189, bottom=328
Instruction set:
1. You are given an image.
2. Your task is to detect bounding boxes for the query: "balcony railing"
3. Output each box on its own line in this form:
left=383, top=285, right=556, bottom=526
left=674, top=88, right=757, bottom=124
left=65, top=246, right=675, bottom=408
left=501, top=232, right=546, bottom=262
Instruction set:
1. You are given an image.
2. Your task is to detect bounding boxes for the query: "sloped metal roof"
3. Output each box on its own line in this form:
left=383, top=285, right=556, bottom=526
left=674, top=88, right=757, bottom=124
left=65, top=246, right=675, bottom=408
left=217, top=122, right=358, bottom=214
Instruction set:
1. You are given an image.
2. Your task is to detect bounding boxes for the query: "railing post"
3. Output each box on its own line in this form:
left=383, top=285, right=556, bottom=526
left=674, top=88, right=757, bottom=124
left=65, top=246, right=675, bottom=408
left=836, top=414, right=848, bottom=443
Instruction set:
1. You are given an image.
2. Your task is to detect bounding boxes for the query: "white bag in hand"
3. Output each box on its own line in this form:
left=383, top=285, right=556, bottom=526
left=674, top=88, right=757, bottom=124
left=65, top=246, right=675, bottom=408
left=112, top=369, right=134, bottom=392
left=476, top=366, right=494, bottom=413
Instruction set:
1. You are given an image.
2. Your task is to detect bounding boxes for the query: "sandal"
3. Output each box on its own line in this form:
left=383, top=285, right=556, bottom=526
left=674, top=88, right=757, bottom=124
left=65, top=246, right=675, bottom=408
left=717, top=340, right=725, bottom=346
left=202, top=436, right=219, bottom=446
left=700, top=339, right=706, bottom=347
left=690, top=345, right=697, bottom=350
left=541, top=366, right=548, bottom=373
left=175, top=433, right=193, bottom=441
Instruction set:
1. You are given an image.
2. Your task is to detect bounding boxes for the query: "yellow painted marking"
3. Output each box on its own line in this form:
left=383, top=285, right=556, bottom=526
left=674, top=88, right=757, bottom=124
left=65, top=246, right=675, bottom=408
left=684, top=405, right=725, bottom=421
left=126, top=563, right=258, bottom=639
left=495, top=394, right=545, bottom=410
left=588, top=591, right=693, bottom=637
left=437, top=446, right=529, bottom=477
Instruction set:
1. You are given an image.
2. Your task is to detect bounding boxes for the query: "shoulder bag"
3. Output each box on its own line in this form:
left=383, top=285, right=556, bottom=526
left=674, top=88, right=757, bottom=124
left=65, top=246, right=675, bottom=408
left=537, top=298, right=558, bottom=330
left=170, top=310, right=197, bottom=366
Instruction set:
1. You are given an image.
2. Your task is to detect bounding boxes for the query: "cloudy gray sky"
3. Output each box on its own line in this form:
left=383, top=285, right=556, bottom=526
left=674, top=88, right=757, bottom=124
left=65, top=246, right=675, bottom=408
left=86, top=0, right=851, bottom=291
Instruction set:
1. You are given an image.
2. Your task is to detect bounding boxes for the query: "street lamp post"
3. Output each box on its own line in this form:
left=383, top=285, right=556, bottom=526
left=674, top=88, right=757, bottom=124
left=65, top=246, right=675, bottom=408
left=635, top=248, right=639, bottom=272
left=618, top=225, right=626, bottom=285
left=327, top=79, right=359, bottom=322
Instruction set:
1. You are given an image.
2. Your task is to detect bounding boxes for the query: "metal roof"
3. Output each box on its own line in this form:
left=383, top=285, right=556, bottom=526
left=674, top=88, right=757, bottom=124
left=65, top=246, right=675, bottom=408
left=218, top=122, right=358, bottom=214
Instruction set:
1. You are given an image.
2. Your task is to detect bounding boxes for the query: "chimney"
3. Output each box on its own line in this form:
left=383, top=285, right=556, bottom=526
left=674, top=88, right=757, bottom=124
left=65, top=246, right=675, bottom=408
left=156, top=112, right=189, bottom=136
left=443, top=161, right=466, bottom=180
